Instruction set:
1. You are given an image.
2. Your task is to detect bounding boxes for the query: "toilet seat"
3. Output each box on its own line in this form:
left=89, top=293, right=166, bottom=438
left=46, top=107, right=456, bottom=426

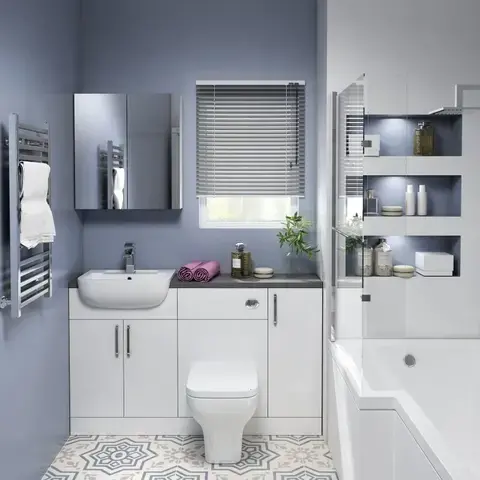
left=187, top=361, right=258, bottom=399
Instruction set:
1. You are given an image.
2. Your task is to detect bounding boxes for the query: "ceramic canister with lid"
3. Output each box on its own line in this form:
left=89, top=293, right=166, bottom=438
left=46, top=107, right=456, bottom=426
left=355, top=245, right=373, bottom=277
left=374, top=238, right=393, bottom=276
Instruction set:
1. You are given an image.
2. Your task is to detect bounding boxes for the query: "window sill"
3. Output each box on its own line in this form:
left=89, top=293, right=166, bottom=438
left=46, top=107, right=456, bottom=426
left=199, top=220, right=284, bottom=229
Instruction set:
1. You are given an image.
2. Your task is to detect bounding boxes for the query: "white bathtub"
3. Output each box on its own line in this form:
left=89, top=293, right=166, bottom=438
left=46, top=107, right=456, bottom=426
left=329, top=339, right=479, bottom=480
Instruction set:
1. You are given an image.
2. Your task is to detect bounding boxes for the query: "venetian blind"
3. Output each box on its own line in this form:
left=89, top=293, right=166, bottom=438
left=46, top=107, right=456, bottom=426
left=338, top=81, right=364, bottom=197
left=196, top=82, right=305, bottom=196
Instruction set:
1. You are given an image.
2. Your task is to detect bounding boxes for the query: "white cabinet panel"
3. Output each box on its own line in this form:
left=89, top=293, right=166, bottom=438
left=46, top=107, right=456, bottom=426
left=394, top=415, right=440, bottom=480
left=124, top=320, right=177, bottom=418
left=70, top=320, right=124, bottom=418
left=178, top=288, right=267, bottom=320
left=268, top=289, right=322, bottom=418
left=364, top=277, right=407, bottom=338
left=336, top=287, right=362, bottom=339
left=178, top=319, right=267, bottom=417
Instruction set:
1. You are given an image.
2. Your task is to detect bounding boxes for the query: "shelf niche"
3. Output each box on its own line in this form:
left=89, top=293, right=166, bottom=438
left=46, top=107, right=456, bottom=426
left=345, top=235, right=461, bottom=278
left=364, top=175, right=462, bottom=217
left=365, top=114, right=462, bottom=157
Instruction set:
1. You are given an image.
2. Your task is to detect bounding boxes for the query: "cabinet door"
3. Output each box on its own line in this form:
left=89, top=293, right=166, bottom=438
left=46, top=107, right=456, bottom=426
left=70, top=320, right=124, bottom=417
left=268, top=288, right=322, bottom=417
left=124, top=320, right=177, bottom=417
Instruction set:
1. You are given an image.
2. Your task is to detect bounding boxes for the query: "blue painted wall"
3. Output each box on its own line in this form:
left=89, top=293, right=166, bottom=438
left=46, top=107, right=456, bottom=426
left=0, top=1, right=82, bottom=479
left=80, top=0, right=320, bottom=273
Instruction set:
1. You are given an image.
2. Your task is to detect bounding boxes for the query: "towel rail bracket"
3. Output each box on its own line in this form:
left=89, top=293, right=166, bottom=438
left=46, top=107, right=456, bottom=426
left=0, top=296, right=11, bottom=309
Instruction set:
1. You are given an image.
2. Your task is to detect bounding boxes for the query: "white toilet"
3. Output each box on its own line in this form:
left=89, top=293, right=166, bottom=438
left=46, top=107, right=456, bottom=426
left=186, top=361, right=258, bottom=464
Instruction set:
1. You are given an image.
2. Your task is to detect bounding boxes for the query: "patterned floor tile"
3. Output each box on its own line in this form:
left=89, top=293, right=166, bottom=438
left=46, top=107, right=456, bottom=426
left=80, top=437, right=157, bottom=474
left=43, top=435, right=337, bottom=480
left=208, top=436, right=280, bottom=479
left=268, top=438, right=334, bottom=472
left=42, top=466, right=79, bottom=480
left=273, top=467, right=338, bottom=480
left=142, top=465, right=209, bottom=480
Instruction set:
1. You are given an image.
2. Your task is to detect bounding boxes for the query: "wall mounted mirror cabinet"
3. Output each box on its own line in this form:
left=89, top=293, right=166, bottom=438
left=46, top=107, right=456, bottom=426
left=74, top=93, right=183, bottom=210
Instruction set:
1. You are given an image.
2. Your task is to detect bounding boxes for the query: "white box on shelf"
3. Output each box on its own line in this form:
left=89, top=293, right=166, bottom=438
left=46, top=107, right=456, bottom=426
left=364, top=134, right=380, bottom=157
left=416, top=268, right=453, bottom=277
left=415, top=252, right=454, bottom=273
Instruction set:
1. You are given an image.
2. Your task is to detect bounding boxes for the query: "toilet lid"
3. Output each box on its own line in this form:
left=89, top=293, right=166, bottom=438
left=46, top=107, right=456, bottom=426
left=186, top=361, right=258, bottom=399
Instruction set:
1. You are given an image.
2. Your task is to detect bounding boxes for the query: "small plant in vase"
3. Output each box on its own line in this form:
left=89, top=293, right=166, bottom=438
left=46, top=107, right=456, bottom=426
left=341, top=214, right=371, bottom=276
left=277, top=212, right=319, bottom=273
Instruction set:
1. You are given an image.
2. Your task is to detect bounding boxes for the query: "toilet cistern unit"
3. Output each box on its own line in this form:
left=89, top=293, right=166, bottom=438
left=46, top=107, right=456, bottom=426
left=186, top=361, right=258, bottom=464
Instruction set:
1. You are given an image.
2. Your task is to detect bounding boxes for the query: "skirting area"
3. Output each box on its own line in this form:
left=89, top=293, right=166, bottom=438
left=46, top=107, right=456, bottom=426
left=70, top=418, right=323, bottom=436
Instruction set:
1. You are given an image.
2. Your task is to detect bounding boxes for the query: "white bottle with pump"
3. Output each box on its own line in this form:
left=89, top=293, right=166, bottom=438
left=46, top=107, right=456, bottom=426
left=405, top=184, right=415, bottom=216
left=417, top=185, right=427, bottom=216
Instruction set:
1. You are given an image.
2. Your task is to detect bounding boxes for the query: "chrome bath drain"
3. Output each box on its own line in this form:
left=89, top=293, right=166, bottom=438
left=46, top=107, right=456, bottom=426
left=404, top=354, right=416, bottom=367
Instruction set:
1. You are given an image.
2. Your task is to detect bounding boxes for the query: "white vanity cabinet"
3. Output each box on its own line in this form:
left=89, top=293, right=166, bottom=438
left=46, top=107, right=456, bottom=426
left=69, top=285, right=323, bottom=435
left=70, top=318, right=177, bottom=419
left=268, top=288, right=323, bottom=418
left=70, top=319, right=124, bottom=418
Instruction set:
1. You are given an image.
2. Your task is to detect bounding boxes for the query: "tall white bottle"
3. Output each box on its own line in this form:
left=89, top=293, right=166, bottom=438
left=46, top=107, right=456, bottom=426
left=405, top=184, right=415, bottom=216
left=417, top=185, right=427, bottom=216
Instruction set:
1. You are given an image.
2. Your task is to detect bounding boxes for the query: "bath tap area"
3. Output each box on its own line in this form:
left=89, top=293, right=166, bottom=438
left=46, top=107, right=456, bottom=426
left=1, top=1, right=480, bottom=479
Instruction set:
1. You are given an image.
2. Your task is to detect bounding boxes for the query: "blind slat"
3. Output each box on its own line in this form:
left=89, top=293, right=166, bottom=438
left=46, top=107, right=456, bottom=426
left=196, top=82, right=305, bottom=197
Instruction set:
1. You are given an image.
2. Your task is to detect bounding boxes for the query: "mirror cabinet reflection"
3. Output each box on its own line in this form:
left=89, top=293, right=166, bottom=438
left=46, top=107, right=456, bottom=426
left=74, top=93, right=182, bottom=210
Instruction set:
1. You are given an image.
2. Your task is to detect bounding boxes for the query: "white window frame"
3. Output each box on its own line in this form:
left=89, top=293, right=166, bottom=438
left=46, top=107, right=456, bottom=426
left=199, top=196, right=300, bottom=229
left=196, top=80, right=305, bottom=229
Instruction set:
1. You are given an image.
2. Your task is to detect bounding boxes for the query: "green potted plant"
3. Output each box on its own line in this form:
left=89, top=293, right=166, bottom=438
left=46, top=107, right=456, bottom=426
left=277, top=212, right=319, bottom=273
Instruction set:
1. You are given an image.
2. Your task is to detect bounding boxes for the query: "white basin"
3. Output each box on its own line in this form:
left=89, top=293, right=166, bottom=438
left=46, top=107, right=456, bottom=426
left=78, top=269, right=176, bottom=309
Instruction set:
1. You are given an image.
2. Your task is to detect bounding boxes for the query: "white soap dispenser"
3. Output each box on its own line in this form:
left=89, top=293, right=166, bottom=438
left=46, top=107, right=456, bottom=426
left=417, top=185, right=427, bottom=216
left=405, top=184, right=415, bottom=216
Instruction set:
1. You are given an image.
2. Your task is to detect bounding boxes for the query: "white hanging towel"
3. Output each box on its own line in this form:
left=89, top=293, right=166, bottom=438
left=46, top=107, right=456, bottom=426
left=19, top=161, right=56, bottom=249
left=112, top=167, right=125, bottom=209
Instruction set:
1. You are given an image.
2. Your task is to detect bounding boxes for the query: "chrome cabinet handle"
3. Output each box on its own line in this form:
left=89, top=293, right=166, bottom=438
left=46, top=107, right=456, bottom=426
left=126, top=325, right=131, bottom=358
left=115, top=325, right=119, bottom=358
left=273, top=294, right=278, bottom=327
left=245, top=299, right=259, bottom=309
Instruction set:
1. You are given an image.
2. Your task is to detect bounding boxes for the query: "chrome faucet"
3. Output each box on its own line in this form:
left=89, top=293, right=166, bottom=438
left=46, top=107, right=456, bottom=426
left=123, top=242, right=136, bottom=274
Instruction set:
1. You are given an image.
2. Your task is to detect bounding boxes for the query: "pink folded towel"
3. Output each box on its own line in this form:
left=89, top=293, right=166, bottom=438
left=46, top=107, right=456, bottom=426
left=177, top=261, right=204, bottom=281
left=193, top=260, right=220, bottom=282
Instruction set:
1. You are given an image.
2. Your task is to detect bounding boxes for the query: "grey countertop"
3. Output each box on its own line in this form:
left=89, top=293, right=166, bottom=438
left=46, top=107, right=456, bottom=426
left=69, top=272, right=323, bottom=289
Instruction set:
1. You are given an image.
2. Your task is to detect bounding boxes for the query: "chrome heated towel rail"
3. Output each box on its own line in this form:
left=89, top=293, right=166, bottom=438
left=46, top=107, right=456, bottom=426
left=0, top=113, right=52, bottom=318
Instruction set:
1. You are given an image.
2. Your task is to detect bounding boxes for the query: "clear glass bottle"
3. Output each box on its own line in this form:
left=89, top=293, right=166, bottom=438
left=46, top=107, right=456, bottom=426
left=422, top=122, right=435, bottom=156
left=414, top=122, right=425, bottom=156
left=242, top=247, right=252, bottom=277
left=363, top=189, right=379, bottom=216
left=231, top=243, right=244, bottom=278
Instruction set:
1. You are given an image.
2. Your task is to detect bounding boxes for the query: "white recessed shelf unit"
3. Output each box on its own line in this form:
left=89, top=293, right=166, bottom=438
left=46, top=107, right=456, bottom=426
left=359, top=110, right=464, bottom=279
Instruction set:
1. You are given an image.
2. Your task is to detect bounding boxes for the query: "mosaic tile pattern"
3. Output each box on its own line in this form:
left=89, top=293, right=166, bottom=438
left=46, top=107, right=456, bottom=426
left=42, top=436, right=337, bottom=480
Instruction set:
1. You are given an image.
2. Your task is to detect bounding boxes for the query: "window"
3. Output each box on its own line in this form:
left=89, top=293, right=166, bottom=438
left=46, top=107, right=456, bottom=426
left=196, top=81, right=305, bottom=228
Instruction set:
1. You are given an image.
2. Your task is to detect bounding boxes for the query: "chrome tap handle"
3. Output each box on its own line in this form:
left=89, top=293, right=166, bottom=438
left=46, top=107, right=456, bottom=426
left=123, top=242, right=135, bottom=255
